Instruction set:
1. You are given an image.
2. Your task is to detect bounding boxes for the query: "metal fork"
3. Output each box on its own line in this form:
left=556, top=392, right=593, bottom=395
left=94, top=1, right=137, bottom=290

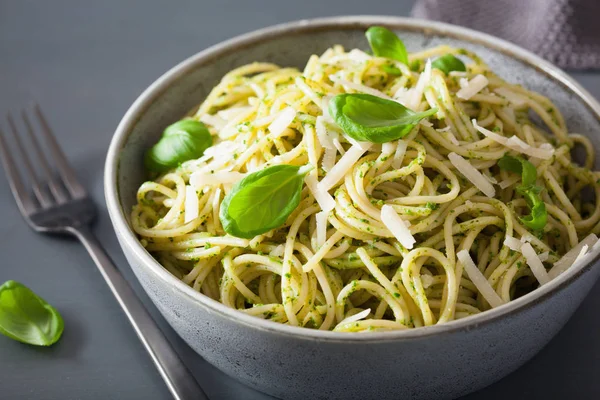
left=0, top=105, right=207, bottom=400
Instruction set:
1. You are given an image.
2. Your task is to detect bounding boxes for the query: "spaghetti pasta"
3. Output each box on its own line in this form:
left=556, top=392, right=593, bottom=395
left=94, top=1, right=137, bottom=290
left=132, top=36, right=600, bottom=332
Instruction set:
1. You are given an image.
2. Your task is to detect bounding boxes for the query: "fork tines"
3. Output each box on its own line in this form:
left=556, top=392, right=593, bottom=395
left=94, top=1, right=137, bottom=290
left=0, top=105, right=86, bottom=215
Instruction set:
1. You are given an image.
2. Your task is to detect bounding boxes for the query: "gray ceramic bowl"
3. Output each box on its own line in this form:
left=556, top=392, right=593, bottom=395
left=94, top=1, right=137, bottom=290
left=105, top=16, right=600, bottom=400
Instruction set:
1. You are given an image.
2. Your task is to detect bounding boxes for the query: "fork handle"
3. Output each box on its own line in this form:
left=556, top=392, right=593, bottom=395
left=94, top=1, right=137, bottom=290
left=69, top=225, right=208, bottom=400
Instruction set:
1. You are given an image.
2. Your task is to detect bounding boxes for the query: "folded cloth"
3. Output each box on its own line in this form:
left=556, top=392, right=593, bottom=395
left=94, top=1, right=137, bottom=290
left=412, top=0, right=600, bottom=69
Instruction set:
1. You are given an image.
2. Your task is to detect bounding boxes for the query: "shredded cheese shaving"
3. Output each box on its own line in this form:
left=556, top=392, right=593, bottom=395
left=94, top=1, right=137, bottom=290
left=448, top=152, right=496, bottom=197
left=381, top=205, right=416, bottom=250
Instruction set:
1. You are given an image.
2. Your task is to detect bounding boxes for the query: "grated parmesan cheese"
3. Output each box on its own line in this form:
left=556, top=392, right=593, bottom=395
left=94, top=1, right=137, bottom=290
left=448, top=152, right=496, bottom=197
left=268, top=107, right=296, bottom=138
left=521, top=243, right=550, bottom=285
left=322, top=147, right=337, bottom=173
left=421, top=274, right=434, bottom=289
left=217, top=106, right=252, bottom=121
left=318, top=143, right=372, bottom=192
left=391, top=140, right=407, bottom=169
left=203, top=140, right=243, bottom=159
left=332, top=137, right=346, bottom=155
left=498, top=175, right=521, bottom=189
left=457, top=74, right=489, bottom=100
left=305, top=174, right=336, bottom=213
left=184, top=185, right=199, bottom=223
left=335, top=78, right=393, bottom=100
left=520, top=234, right=535, bottom=243
left=393, top=87, right=412, bottom=105
left=573, top=245, right=589, bottom=265
left=321, top=96, right=333, bottom=121
left=338, top=308, right=371, bottom=325
left=382, top=142, right=396, bottom=155
left=438, top=126, right=459, bottom=145
left=548, top=234, right=598, bottom=279
left=472, top=120, right=554, bottom=159
left=316, top=116, right=334, bottom=149
left=347, top=49, right=371, bottom=62
left=457, top=250, right=505, bottom=308
left=381, top=205, right=416, bottom=249
left=506, top=135, right=531, bottom=150
left=199, top=114, right=226, bottom=131
left=483, top=172, right=498, bottom=184
left=494, top=87, right=527, bottom=107
left=407, top=59, right=431, bottom=110
left=249, top=82, right=265, bottom=98
left=315, top=211, right=329, bottom=248
left=189, top=171, right=244, bottom=189
left=449, top=71, right=468, bottom=78
left=270, top=244, right=285, bottom=258
left=504, top=236, right=522, bottom=251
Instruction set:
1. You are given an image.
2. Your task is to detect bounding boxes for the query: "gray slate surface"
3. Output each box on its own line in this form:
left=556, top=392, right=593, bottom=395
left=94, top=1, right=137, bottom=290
left=0, top=1, right=599, bottom=399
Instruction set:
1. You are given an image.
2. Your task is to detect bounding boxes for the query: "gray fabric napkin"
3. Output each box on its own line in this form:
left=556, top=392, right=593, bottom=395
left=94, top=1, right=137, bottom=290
left=412, top=0, right=600, bottom=69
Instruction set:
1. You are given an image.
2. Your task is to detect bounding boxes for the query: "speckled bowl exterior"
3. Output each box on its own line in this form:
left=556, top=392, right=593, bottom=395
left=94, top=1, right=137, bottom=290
left=105, top=17, right=600, bottom=400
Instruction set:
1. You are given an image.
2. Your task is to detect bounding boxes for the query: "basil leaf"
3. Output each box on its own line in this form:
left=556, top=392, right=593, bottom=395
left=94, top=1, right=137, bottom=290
left=431, top=54, right=466, bottom=75
left=520, top=191, right=547, bottom=231
left=366, top=26, right=408, bottom=65
left=0, top=280, right=64, bottom=346
left=498, top=155, right=537, bottom=187
left=219, top=165, right=312, bottom=239
left=329, top=93, right=437, bottom=143
left=498, top=155, right=547, bottom=230
left=145, top=120, right=212, bottom=173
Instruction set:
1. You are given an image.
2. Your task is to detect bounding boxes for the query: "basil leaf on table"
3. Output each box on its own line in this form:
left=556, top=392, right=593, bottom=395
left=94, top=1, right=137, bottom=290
left=366, top=26, right=409, bottom=65
left=498, top=155, right=547, bottom=230
left=145, top=120, right=213, bottom=173
left=431, top=54, right=466, bottom=75
left=0, top=280, right=64, bottom=346
left=328, top=93, right=437, bottom=143
left=220, top=164, right=313, bottom=239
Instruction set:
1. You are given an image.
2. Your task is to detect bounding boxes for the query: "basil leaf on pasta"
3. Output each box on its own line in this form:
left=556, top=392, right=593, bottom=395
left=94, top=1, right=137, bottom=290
left=219, top=164, right=312, bottom=239
left=520, top=191, right=547, bottom=231
left=498, top=155, right=537, bottom=187
left=145, top=120, right=212, bottom=173
left=329, top=93, right=437, bottom=143
left=366, top=26, right=408, bottom=65
left=431, top=54, right=466, bottom=75
left=498, top=155, right=547, bottom=230
left=0, top=280, right=64, bottom=346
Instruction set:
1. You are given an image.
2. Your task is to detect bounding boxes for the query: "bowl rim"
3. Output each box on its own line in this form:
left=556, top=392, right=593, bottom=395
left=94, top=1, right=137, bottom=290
left=104, top=15, right=600, bottom=342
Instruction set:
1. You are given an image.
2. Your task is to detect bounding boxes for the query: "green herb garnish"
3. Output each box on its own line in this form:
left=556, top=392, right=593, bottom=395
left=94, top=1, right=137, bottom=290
left=431, top=54, right=466, bottom=75
left=329, top=93, right=437, bottom=143
left=0, top=280, right=64, bottom=346
left=219, top=164, right=312, bottom=238
left=409, top=59, right=422, bottom=72
left=366, top=26, right=408, bottom=65
left=425, top=202, right=440, bottom=211
left=498, top=155, right=547, bottom=230
left=382, top=64, right=402, bottom=75
left=145, top=120, right=212, bottom=173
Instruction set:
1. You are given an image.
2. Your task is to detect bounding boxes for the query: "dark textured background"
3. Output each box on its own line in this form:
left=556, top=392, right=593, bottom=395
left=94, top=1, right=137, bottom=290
left=0, top=1, right=599, bottom=399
